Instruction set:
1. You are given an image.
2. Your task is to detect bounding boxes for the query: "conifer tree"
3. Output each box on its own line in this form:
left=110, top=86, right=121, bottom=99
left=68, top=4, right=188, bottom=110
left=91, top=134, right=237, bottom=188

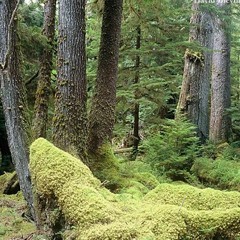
left=209, top=0, right=231, bottom=143
left=177, top=2, right=213, bottom=142
left=33, top=0, right=56, bottom=139
left=87, top=0, right=123, bottom=155
left=0, top=0, right=35, bottom=219
left=53, top=0, right=87, bottom=158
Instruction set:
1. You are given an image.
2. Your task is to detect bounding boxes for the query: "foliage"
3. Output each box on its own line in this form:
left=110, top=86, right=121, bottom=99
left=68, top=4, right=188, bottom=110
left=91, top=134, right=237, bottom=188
left=192, top=145, right=240, bottom=191
left=143, top=117, right=200, bottom=182
left=230, top=4, right=240, bottom=140
left=85, top=0, right=191, bottom=139
left=30, top=138, right=240, bottom=240
left=18, top=2, right=49, bottom=107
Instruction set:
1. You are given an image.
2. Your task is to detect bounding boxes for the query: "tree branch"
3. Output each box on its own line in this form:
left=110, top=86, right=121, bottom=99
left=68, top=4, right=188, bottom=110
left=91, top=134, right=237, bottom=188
left=25, top=70, right=40, bottom=86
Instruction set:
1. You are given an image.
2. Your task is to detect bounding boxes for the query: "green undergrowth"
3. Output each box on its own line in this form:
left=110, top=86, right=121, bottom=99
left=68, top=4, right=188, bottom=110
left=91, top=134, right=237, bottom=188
left=30, top=138, right=240, bottom=240
left=191, top=142, right=240, bottom=191
left=87, top=143, right=161, bottom=193
left=192, top=157, right=240, bottom=191
left=143, top=118, right=200, bottom=183
left=0, top=192, right=36, bottom=240
left=0, top=172, right=14, bottom=193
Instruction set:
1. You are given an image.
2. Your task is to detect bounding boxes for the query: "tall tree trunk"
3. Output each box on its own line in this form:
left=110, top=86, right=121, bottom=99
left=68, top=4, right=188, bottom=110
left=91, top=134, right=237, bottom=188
left=132, top=25, right=141, bottom=159
left=0, top=103, right=12, bottom=173
left=87, top=0, right=123, bottom=154
left=176, top=3, right=213, bottom=142
left=209, top=1, right=231, bottom=143
left=0, top=0, right=35, bottom=219
left=53, top=0, right=87, bottom=158
left=32, top=0, right=56, bottom=139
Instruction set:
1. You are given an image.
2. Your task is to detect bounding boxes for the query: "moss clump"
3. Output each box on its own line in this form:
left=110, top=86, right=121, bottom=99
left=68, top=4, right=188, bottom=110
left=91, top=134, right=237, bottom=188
left=0, top=172, right=15, bottom=193
left=192, top=157, right=240, bottom=191
left=87, top=143, right=124, bottom=191
left=144, top=183, right=240, bottom=210
left=88, top=145, right=160, bottom=194
left=30, top=138, right=240, bottom=240
left=134, top=172, right=159, bottom=190
left=30, top=138, right=100, bottom=197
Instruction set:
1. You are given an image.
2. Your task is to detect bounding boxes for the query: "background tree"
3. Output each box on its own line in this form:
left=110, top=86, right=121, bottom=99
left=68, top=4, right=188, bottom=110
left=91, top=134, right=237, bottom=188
left=32, top=0, right=56, bottom=139
left=112, top=0, right=189, bottom=144
left=176, top=2, right=213, bottom=142
left=209, top=1, right=231, bottom=143
left=0, top=104, right=12, bottom=174
left=53, top=0, right=87, bottom=158
left=132, top=24, right=141, bottom=157
left=87, top=0, right=123, bottom=155
left=0, top=0, right=35, bottom=218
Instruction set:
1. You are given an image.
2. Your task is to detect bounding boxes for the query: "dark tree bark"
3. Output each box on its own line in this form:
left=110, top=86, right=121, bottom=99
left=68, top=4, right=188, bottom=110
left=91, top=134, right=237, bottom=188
left=0, top=0, right=35, bottom=219
left=176, top=3, right=213, bottom=142
left=53, top=0, right=87, bottom=158
left=132, top=25, right=141, bottom=158
left=0, top=103, right=12, bottom=173
left=209, top=1, right=231, bottom=143
left=87, top=0, right=123, bottom=154
left=32, top=0, right=56, bottom=139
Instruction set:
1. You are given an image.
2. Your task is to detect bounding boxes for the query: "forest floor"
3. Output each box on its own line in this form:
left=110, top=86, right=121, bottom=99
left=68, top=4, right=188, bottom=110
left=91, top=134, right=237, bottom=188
left=0, top=193, right=32, bottom=239
left=0, top=192, right=40, bottom=240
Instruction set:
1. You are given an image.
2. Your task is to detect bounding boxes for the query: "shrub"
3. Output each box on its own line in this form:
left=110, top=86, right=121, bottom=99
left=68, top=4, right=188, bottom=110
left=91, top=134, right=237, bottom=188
left=192, top=157, right=240, bottom=191
left=143, top=118, right=199, bottom=182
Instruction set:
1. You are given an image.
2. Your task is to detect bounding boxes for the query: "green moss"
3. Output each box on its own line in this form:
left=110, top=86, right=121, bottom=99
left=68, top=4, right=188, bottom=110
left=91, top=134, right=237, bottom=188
left=30, top=138, right=240, bottom=240
left=30, top=138, right=100, bottom=197
left=0, top=193, right=36, bottom=240
left=134, top=172, right=159, bottom=190
left=119, top=180, right=149, bottom=199
left=144, top=183, right=240, bottom=210
left=88, top=143, right=125, bottom=191
left=0, top=172, right=15, bottom=193
left=192, top=157, right=240, bottom=191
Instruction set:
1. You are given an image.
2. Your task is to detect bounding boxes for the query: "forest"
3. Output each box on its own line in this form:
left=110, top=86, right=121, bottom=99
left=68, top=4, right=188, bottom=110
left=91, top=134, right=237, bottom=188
left=0, top=0, right=240, bottom=239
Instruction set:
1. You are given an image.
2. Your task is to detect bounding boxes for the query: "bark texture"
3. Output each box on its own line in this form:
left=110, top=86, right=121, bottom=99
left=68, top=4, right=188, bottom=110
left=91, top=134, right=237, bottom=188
left=177, top=3, right=213, bottom=142
left=87, top=0, right=123, bottom=154
left=32, top=0, right=56, bottom=139
left=209, top=1, right=231, bottom=143
left=0, top=0, right=35, bottom=218
left=53, top=0, right=87, bottom=158
left=132, top=25, right=141, bottom=158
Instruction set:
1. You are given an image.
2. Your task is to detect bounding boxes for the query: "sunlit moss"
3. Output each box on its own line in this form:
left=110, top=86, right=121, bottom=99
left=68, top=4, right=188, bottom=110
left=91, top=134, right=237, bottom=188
left=30, top=138, right=240, bottom=240
left=144, top=183, right=240, bottom=210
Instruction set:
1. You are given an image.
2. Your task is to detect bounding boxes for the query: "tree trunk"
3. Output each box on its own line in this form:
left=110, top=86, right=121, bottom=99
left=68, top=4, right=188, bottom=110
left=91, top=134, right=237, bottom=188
left=176, top=3, right=213, bottom=142
left=0, top=0, right=35, bottom=219
left=132, top=25, right=141, bottom=159
left=32, top=0, right=56, bottom=139
left=53, top=0, right=87, bottom=158
left=87, top=0, right=123, bottom=155
left=209, top=1, right=231, bottom=143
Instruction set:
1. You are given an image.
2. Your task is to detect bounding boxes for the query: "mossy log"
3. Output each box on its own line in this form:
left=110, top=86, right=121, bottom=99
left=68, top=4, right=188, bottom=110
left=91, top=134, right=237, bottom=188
left=30, top=138, right=240, bottom=240
left=0, top=172, right=20, bottom=194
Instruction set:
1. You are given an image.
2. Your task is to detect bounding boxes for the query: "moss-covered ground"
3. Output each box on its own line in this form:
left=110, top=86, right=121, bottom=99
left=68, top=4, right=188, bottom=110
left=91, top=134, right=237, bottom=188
left=0, top=191, right=36, bottom=240
left=29, top=138, right=240, bottom=240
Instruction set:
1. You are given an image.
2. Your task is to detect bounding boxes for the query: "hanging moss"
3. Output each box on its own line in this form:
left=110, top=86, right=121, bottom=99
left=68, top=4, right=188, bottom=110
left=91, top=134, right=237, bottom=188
left=185, top=48, right=204, bottom=65
left=30, top=138, right=240, bottom=240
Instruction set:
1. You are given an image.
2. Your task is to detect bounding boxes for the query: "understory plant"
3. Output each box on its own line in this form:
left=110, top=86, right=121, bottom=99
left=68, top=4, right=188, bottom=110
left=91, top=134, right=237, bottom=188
left=143, top=117, right=200, bottom=182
